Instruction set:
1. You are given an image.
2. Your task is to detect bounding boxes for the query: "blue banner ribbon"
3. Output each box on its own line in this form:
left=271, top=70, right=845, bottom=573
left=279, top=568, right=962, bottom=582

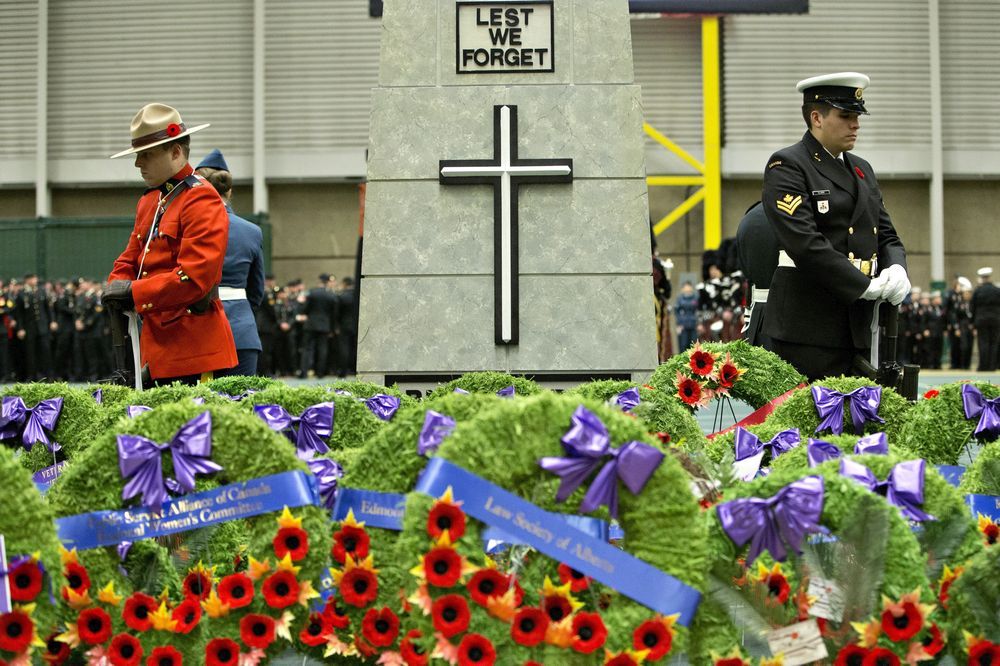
left=482, top=514, right=611, bottom=553
left=331, top=488, right=407, bottom=530
left=55, top=471, right=319, bottom=551
left=936, top=465, right=965, bottom=488
left=414, top=457, right=701, bottom=626
left=33, top=461, right=68, bottom=494
left=966, top=494, right=1000, bottom=522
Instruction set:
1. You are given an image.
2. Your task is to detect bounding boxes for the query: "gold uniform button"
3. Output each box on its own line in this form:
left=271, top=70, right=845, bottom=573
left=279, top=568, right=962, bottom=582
left=141, top=271, right=148, bottom=277
left=849, top=227, right=854, bottom=235
left=848, top=252, right=855, bottom=260
left=873, top=227, right=878, bottom=234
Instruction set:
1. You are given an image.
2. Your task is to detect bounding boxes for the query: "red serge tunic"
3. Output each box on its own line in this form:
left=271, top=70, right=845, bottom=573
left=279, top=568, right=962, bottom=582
left=109, top=164, right=237, bottom=379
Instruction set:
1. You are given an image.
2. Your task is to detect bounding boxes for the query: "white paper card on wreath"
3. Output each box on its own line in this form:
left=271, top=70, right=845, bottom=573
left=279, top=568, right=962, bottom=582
left=0, top=534, right=11, bottom=613
left=807, top=575, right=845, bottom=621
left=766, top=619, right=828, bottom=666
left=732, top=450, right=765, bottom=482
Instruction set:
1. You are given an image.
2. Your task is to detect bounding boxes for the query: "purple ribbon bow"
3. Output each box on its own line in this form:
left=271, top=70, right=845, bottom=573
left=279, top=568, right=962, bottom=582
left=839, top=458, right=933, bottom=522
left=453, top=388, right=470, bottom=395
left=496, top=385, right=516, bottom=398
left=365, top=394, right=400, bottom=421
left=717, top=475, right=827, bottom=565
left=0, top=396, right=63, bottom=452
left=214, top=389, right=256, bottom=401
left=417, top=410, right=457, bottom=456
left=613, top=388, right=641, bottom=413
left=962, top=384, right=1000, bottom=441
left=538, top=405, right=664, bottom=518
left=304, top=455, right=344, bottom=511
left=807, top=432, right=889, bottom=468
left=117, top=411, right=223, bottom=511
left=92, top=389, right=103, bottom=404
left=126, top=405, right=152, bottom=419
left=732, top=428, right=800, bottom=481
left=812, top=385, right=885, bottom=435
left=254, top=403, right=334, bottom=458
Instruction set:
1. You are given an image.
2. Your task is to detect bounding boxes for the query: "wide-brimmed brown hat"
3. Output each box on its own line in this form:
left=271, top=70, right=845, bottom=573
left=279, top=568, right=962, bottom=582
left=109, top=103, right=210, bottom=159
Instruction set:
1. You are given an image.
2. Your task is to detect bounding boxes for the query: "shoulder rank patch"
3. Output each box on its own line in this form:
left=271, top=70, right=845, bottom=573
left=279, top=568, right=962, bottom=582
left=776, top=193, right=802, bottom=216
left=768, top=160, right=783, bottom=169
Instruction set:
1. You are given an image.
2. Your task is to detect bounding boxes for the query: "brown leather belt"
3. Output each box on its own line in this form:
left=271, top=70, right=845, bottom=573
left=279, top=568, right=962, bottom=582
left=189, top=285, right=220, bottom=314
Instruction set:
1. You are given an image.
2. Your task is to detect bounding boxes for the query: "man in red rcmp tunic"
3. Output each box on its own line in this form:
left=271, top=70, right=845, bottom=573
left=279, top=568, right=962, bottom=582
left=102, top=103, right=237, bottom=385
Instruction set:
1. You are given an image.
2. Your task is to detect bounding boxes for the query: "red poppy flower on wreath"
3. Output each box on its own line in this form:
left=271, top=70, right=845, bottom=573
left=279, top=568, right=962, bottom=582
left=183, top=563, right=214, bottom=600
left=165, top=123, right=182, bottom=137
left=62, top=560, right=91, bottom=599
left=978, top=514, right=1000, bottom=545
left=0, top=608, right=34, bottom=653
left=427, top=490, right=466, bottom=541
left=755, top=563, right=791, bottom=605
left=205, top=638, right=240, bottom=666
left=77, top=606, right=113, bottom=645
left=923, top=389, right=939, bottom=400
left=337, top=555, right=379, bottom=607
left=240, top=613, right=276, bottom=650
left=171, top=597, right=203, bottom=634
left=299, top=611, right=331, bottom=647
left=467, top=567, right=510, bottom=606
left=570, top=611, right=607, bottom=654
left=361, top=607, right=400, bottom=648
left=606, top=652, right=646, bottom=666
left=108, top=633, right=143, bottom=666
left=861, top=647, right=899, bottom=666
left=557, top=563, right=591, bottom=593
left=422, top=542, right=465, bottom=588
left=273, top=526, right=309, bottom=561
left=332, top=510, right=370, bottom=564
left=122, top=592, right=158, bottom=631
left=711, top=649, right=751, bottom=666
left=688, top=342, right=717, bottom=377
left=511, top=607, right=548, bottom=647
left=400, top=629, right=429, bottom=666
left=676, top=372, right=704, bottom=407
left=920, top=623, right=944, bottom=657
left=967, top=637, right=1000, bottom=664
left=457, top=633, right=496, bottom=666
left=217, top=572, right=254, bottom=609
left=322, top=599, right=351, bottom=629
left=632, top=615, right=679, bottom=661
left=146, top=646, right=182, bottom=666
left=42, top=631, right=71, bottom=664
left=834, top=644, right=869, bottom=666
left=880, top=590, right=932, bottom=642
left=655, top=431, right=671, bottom=444
left=432, top=594, right=471, bottom=638
left=8, top=559, right=43, bottom=602
left=717, top=352, right=744, bottom=389
left=262, top=570, right=300, bottom=609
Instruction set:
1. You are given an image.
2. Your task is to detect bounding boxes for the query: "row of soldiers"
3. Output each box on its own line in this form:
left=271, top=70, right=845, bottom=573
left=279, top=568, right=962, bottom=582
left=0, top=273, right=360, bottom=382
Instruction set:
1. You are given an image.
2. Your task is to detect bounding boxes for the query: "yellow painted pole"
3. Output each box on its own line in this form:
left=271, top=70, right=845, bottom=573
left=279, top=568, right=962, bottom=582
left=647, top=175, right=705, bottom=187
left=652, top=187, right=706, bottom=236
left=643, top=122, right=705, bottom=173
left=701, top=16, right=722, bottom=250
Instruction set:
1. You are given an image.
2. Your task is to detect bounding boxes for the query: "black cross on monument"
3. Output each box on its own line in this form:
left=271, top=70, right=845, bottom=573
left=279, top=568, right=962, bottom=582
left=439, top=104, right=573, bottom=345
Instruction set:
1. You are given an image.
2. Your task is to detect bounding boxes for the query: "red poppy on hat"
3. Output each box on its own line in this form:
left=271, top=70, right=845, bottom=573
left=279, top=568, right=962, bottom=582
left=332, top=523, right=370, bottom=565
left=299, top=612, right=331, bottom=647
left=42, top=632, right=71, bottom=664
left=400, top=630, right=429, bottom=666
left=467, top=568, right=509, bottom=607
left=361, top=607, right=399, bottom=648
left=571, top=612, right=607, bottom=654
left=9, top=559, right=43, bottom=602
left=457, top=633, right=496, bottom=666
left=273, top=526, right=309, bottom=562
left=171, top=597, right=203, bottom=634
left=205, top=638, right=240, bottom=666
left=0, top=609, right=34, bottom=653
left=218, top=573, right=254, bottom=609
left=240, top=613, right=276, bottom=650
left=557, top=564, right=591, bottom=593
left=510, top=607, right=548, bottom=647
left=77, top=606, right=113, bottom=645
left=108, top=633, right=143, bottom=666
left=62, top=561, right=91, bottom=599
left=146, top=646, right=182, bottom=666
left=165, top=123, right=182, bottom=138
left=262, top=570, right=300, bottom=609
left=432, top=594, right=470, bottom=638
left=834, top=644, right=869, bottom=666
left=122, top=592, right=158, bottom=631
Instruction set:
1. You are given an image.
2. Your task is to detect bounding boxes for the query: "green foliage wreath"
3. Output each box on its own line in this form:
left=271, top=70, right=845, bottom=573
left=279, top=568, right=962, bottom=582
left=425, top=371, right=543, bottom=400
left=897, top=381, right=1000, bottom=465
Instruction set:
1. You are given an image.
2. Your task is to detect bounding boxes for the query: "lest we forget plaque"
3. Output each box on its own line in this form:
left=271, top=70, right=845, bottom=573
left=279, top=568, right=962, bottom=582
left=358, top=0, right=658, bottom=387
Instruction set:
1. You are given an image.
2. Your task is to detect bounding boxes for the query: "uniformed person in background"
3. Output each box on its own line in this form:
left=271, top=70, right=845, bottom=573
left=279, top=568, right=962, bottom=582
left=52, top=279, right=77, bottom=380
left=0, top=279, right=11, bottom=381
left=736, top=201, right=780, bottom=351
left=762, top=72, right=910, bottom=380
left=14, top=273, right=55, bottom=380
left=972, top=266, right=1000, bottom=371
left=946, top=277, right=974, bottom=370
left=255, top=274, right=280, bottom=376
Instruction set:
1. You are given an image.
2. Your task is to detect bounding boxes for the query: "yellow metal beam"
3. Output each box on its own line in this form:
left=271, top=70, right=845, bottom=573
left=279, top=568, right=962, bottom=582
left=646, top=175, right=705, bottom=187
left=652, top=187, right=706, bottom=235
left=701, top=16, right=722, bottom=250
left=643, top=122, right=705, bottom=173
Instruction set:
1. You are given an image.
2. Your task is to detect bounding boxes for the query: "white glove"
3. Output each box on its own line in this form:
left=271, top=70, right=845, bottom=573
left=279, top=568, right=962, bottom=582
left=860, top=272, right=889, bottom=301
left=880, top=264, right=911, bottom=306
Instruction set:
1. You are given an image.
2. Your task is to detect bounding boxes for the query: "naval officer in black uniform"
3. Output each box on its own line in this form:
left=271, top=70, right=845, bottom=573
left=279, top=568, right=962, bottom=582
left=761, top=72, right=910, bottom=380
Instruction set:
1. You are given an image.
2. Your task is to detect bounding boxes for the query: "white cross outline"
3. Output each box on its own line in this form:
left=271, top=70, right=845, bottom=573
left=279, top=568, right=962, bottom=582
left=439, top=105, right=573, bottom=344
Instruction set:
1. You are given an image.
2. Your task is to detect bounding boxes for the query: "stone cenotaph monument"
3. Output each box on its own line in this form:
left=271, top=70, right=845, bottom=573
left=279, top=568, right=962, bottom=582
left=358, top=0, right=657, bottom=387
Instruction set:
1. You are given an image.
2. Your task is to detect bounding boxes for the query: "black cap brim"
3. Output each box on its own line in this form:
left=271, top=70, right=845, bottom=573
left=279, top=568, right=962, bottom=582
left=825, top=99, right=869, bottom=114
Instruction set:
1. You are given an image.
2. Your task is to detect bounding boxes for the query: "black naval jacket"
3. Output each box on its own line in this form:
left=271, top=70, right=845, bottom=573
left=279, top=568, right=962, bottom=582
left=761, top=131, right=907, bottom=350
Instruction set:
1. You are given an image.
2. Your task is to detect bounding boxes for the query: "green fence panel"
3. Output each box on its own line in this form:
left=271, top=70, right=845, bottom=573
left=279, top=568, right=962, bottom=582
left=0, top=222, right=41, bottom=278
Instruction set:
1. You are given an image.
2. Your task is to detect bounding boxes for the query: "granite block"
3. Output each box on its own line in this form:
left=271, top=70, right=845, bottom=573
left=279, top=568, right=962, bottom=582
left=367, top=84, right=645, bottom=181
left=361, top=178, right=649, bottom=275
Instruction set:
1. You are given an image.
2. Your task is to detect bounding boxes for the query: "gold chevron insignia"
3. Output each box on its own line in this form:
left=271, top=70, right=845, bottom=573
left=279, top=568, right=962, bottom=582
left=776, top=194, right=802, bottom=215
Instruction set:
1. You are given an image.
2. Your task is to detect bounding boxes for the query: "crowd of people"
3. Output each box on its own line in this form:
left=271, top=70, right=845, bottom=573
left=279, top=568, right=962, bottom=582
left=0, top=273, right=359, bottom=383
